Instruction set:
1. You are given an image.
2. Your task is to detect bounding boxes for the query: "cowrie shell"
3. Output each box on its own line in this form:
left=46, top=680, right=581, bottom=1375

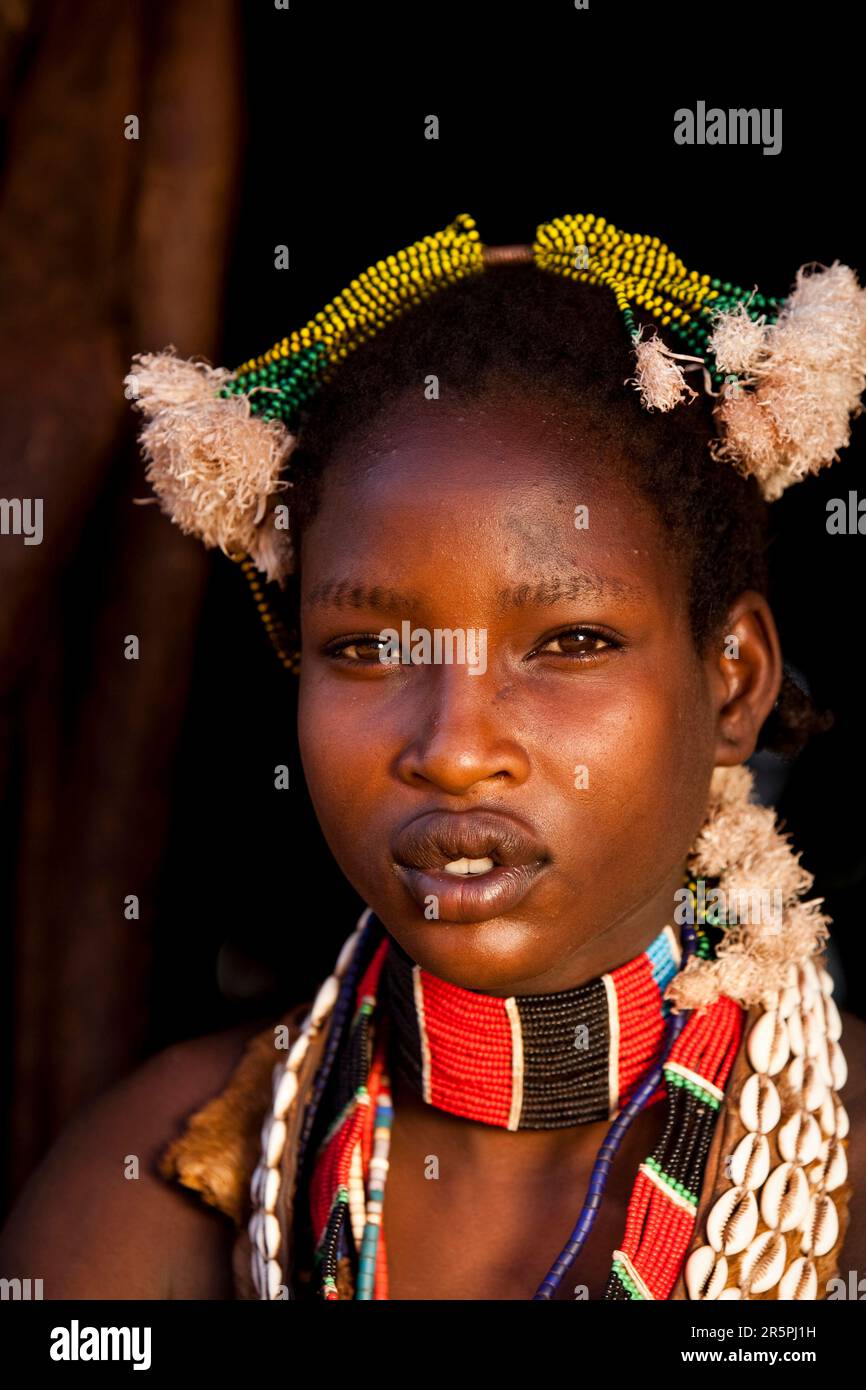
left=802, top=1007, right=825, bottom=1059
left=785, top=1057, right=828, bottom=1112
left=685, top=1246, right=728, bottom=1300
left=801, top=1192, right=839, bottom=1257
left=718, top=1286, right=742, bottom=1299
left=248, top=1210, right=263, bottom=1249
left=261, top=1115, right=287, bottom=1168
left=798, top=959, right=820, bottom=1005
left=250, top=1160, right=267, bottom=1207
left=257, top=1164, right=281, bottom=1213
left=265, top=1258, right=283, bottom=1299
left=818, top=1096, right=849, bottom=1139
left=778, top=1110, right=822, bottom=1165
left=747, top=1009, right=789, bottom=1075
left=829, top=1039, right=848, bottom=1091
left=273, top=1067, right=299, bottom=1119
left=787, top=1009, right=805, bottom=1056
left=824, top=995, right=842, bottom=1042
left=707, top=1186, right=759, bottom=1255
left=729, top=1132, right=771, bottom=1191
left=311, top=973, right=340, bottom=1027
left=779, top=1256, right=818, bottom=1301
left=739, top=1072, right=781, bottom=1134
left=760, top=989, right=780, bottom=1014
left=251, top=1248, right=266, bottom=1298
left=811, top=1034, right=834, bottom=1088
left=257, top=1212, right=281, bottom=1260
left=778, top=984, right=801, bottom=1019
left=761, top=1161, right=809, bottom=1232
left=809, top=1137, right=847, bottom=1192
left=271, top=1061, right=284, bottom=1098
left=819, top=967, right=835, bottom=998
left=336, top=928, right=362, bottom=977
left=288, top=1031, right=311, bottom=1070
left=738, top=1230, right=787, bottom=1295
left=274, top=1037, right=310, bottom=1083
left=817, top=1093, right=837, bottom=1137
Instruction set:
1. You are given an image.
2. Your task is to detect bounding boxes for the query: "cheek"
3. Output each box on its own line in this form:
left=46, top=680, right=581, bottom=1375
left=297, top=669, right=386, bottom=838
left=603, top=667, right=712, bottom=866
left=531, top=660, right=713, bottom=869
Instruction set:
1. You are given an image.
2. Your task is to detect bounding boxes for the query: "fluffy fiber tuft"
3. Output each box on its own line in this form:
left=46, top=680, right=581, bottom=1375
left=710, top=262, right=866, bottom=501
left=627, top=327, right=699, bottom=411
left=126, top=349, right=297, bottom=585
left=665, top=765, right=831, bottom=1011
left=707, top=299, right=767, bottom=378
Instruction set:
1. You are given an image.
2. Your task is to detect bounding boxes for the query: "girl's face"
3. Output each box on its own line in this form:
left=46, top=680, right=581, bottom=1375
left=297, top=390, right=778, bottom=994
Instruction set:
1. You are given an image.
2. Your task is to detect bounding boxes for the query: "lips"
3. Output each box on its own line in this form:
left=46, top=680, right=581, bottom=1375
left=391, top=809, right=550, bottom=924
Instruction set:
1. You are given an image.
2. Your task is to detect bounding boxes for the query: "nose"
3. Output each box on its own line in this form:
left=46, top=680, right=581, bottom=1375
left=393, top=665, right=531, bottom=795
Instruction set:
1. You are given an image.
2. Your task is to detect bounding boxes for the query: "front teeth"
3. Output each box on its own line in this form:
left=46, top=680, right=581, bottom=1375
left=443, top=856, right=496, bottom=876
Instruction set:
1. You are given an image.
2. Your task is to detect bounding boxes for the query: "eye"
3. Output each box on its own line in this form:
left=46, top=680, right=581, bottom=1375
left=323, top=633, right=392, bottom=664
left=530, top=626, right=622, bottom=660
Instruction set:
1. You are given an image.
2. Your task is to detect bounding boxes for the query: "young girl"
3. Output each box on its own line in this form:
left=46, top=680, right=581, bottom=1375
left=3, top=213, right=866, bottom=1301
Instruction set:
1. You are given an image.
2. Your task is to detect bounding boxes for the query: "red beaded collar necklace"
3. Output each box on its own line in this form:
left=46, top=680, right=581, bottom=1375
left=379, top=925, right=683, bottom=1130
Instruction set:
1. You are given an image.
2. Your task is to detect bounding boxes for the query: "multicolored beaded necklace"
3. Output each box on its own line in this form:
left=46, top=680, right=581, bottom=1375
left=295, top=883, right=745, bottom=1301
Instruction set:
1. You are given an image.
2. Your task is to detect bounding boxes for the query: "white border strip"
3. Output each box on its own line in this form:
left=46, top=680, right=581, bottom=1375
left=664, top=1059, right=726, bottom=1104
left=639, top=1161, right=697, bottom=1214
left=602, top=972, right=620, bottom=1117
left=663, top=922, right=682, bottom=967
left=412, top=964, right=432, bottom=1104
left=612, top=1248, right=655, bottom=1300
left=505, top=997, right=524, bottom=1131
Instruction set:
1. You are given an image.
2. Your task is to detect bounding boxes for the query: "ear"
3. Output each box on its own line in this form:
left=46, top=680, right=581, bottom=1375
left=708, top=590, right=783, bottom=766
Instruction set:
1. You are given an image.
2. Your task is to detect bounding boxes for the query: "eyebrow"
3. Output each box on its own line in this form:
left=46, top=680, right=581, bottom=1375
left=495, top=573, right=644, bottom=610
left=305, top=573, right=643, bottom=614
left=304, top=580, right=421, bottom=613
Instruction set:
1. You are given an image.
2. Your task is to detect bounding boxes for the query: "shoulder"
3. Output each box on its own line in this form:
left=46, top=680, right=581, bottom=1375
left=835, top=1007, right=866, bottom=1275
left=839, top=1007, right=866, bottom=1092
left=0, top=1017, right=275, bottom=1300
left=837, top=1006, right=866, bottom=1123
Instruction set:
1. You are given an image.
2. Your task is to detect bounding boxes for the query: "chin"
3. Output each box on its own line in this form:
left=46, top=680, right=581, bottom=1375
left=381, top=910, right=577, bottom=996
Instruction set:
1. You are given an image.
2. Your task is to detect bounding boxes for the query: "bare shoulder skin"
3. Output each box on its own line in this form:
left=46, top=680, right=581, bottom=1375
left=0, top=1019, right=267, bottom=1300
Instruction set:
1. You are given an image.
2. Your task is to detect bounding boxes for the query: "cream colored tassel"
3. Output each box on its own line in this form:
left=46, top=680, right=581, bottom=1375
left=711, top=262, right=866, bottom=501
left=126, top=349, right=297, bottom=585
left=627, top=328, right=700, bottom=411
left=707, top=298, right=768, bottom=378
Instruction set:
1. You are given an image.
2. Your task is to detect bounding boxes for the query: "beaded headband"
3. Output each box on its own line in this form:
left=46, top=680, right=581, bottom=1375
left=126, top=212, right=866, bottom=671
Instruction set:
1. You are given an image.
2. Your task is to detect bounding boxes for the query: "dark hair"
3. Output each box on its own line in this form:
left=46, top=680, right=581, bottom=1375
left=285, top=264, right=831, bottom=756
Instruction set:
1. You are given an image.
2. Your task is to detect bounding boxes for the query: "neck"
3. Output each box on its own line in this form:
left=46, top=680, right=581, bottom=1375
left=513, top=863, right=688, bottom=994
left=380, top=903, right=686, bottom=1142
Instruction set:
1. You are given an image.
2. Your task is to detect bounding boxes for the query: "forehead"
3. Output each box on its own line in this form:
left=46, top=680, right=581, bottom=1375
left=300, top=393, right=678, bottom=606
